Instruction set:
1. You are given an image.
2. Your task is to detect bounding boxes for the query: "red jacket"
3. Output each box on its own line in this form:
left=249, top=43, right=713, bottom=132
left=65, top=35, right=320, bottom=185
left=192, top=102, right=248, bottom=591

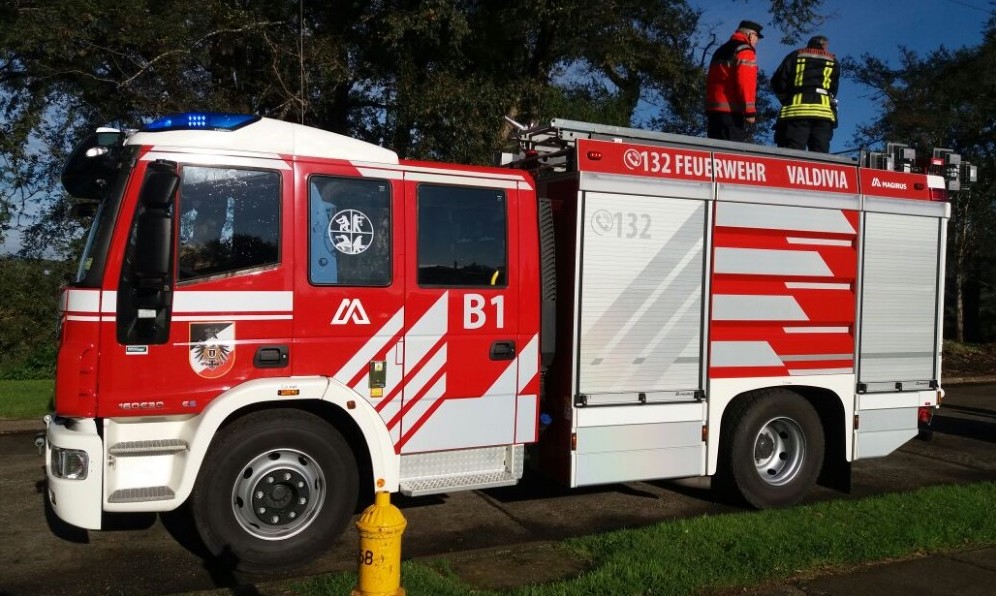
left=706, top=32, right=758, bottom=115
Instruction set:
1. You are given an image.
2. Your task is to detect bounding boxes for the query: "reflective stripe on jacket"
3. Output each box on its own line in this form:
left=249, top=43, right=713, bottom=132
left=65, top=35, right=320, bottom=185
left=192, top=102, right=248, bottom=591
left=706, top=32, right=758, bottom=115
left=772, top=47, right=840, bottom=122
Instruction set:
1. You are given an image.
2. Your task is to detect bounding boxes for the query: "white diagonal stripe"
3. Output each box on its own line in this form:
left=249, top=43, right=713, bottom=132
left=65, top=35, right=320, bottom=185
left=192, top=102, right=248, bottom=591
left=400, top=373, right=447, bottom=437
left=713, top=295, right=809, bottom=321
left=786, top=237, right=853, bottom=246
left=784, top=282, right=851, bottom=290
left=402, top=293, right=449, bottom=367
left=715, top=247, right=833, bottom=277
left=516, top=335, right=540, bottom=393
left=717, top=202, right=856, bottom=234
left=711, top=341, right=782, bottom=367
left=401, top=345, right=448, bottom=410
left=783, top=326, right=850, bottom=334
left=334, top=307, right=405, bottom=381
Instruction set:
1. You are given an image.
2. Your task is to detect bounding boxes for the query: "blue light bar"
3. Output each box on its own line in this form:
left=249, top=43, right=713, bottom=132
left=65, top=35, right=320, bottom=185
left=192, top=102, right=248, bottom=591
left=141, top=112, right=260, bottom=132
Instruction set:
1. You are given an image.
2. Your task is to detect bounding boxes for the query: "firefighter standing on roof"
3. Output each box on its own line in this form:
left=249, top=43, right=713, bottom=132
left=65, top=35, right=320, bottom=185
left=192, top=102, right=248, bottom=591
left=705, top=20, right=764, bottom=142
left=772, top=35, right=840, bottom=153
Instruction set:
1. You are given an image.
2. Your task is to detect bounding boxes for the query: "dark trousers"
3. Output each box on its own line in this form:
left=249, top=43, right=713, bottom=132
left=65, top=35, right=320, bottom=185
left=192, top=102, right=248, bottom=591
left=774, top=119, right=834, bottom=152
left=706, top=111, right=748, bottom=142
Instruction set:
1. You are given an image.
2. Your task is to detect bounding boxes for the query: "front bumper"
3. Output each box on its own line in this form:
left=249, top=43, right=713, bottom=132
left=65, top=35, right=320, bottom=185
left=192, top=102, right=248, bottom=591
left=45, top=417, right=103, bottom=530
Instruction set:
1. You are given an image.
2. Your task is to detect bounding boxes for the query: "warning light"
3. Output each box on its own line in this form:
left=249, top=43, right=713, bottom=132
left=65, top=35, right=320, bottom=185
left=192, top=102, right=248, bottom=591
left=141, top=112, right=260, bottom=132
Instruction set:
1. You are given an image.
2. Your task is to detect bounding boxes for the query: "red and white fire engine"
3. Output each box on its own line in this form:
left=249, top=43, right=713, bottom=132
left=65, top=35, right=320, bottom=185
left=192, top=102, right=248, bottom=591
left=47, top=113, right=967, bottom=570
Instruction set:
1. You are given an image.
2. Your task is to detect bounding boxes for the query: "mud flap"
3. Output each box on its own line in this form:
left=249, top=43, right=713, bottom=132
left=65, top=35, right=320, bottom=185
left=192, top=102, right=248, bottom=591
left=818, top=448, right=851, bottom=494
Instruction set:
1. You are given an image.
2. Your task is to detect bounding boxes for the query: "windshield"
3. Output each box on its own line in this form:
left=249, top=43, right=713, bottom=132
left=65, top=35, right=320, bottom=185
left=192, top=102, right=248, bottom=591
left=71, top=148, right=135, bottom=287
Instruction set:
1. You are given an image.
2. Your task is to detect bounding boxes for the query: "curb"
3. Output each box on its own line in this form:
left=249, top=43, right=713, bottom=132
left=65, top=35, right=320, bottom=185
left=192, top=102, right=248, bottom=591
left=0, top=419, right=46, bottom=435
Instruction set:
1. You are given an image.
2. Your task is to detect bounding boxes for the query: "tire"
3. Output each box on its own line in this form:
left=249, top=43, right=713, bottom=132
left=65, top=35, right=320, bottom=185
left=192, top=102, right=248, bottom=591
left=190, top=409, right=358, bottom=572
left=718, top=390, right=825, bottom=509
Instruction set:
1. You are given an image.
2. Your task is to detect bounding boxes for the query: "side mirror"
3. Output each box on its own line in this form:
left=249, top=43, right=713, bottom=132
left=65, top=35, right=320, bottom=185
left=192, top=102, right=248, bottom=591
left=117, top=162, right=178, bottom=345
left=141, top=166, right=180, bottom=209
left=132, top=165, right=178, bottom=283
left=134, top=210, right=172, bottom=282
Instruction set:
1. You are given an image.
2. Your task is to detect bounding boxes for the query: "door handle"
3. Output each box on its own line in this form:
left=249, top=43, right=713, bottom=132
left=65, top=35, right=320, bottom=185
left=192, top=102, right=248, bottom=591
left=489, top=341, right=516, bottom=361
left=254, top=345, right=289, bottom=368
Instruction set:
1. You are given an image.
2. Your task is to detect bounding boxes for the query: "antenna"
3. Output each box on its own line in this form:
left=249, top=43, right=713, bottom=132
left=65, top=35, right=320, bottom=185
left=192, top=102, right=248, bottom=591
left=504, top=115, right=528, bottom=131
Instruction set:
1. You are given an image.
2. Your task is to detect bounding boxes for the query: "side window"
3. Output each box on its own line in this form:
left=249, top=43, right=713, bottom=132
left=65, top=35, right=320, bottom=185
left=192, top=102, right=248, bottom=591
left=309, top=176, right=391, bottom=286
left=417, top=184, right=507, bottom=287
left=177, top=167, right=280, bottom=281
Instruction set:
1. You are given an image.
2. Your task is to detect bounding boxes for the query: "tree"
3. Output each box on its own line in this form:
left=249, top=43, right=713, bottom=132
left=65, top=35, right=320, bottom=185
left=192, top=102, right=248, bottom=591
left=0, top=1, right=827, bottom=379
left=847, top=27, right=996, bottom=342
left=0, top=256, right=74, bottom=378
left=1, top=0, right=823, bottom=256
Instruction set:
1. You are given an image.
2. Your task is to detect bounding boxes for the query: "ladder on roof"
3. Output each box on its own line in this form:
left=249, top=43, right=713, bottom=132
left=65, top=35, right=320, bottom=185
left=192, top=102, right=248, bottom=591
left=515, top=118, right=704, bottom=153
left=508, top=118, right=856, bottom=174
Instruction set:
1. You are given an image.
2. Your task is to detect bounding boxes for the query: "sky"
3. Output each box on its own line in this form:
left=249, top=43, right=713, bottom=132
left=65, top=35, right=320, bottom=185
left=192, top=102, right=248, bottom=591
left=2, top=0, right=992, bottom=255
left=693, top=0, right=993, bottom=154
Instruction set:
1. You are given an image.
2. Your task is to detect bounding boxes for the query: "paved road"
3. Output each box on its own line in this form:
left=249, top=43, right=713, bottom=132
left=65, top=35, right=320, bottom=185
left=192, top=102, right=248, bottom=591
left=1, top=384, right=994, bottom=596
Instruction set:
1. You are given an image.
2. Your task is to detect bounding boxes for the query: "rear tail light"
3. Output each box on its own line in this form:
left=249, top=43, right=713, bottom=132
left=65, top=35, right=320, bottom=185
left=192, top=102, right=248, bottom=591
left=929, top=188, right=948, bottom=201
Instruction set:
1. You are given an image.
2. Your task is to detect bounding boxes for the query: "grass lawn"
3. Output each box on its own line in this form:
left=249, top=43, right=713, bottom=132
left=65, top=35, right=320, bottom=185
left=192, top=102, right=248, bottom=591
left=290, top=482, right=996, bottom=595
left=0, top=379, right=53, bottom=420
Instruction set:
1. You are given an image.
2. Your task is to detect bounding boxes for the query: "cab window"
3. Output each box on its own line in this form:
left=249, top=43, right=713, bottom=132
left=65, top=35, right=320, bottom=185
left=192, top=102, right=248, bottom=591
left=308, top=176, right=391, bottom=286
left=417, top=184, right=507, bottom=287
left=177, top=167, right=280, bottom=281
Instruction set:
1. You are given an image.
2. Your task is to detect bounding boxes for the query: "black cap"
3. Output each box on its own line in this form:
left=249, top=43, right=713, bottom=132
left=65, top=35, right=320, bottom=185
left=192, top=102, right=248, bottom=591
left=807, top=35, right=829, bottom=49
left=738, top=20, right=764, bottom=39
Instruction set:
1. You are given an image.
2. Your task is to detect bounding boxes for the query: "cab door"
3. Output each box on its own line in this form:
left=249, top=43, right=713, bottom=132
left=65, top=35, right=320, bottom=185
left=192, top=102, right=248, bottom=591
left=104, top=159, right=293, bottom=417
left=291, top=166, right=406, bottom=443
left=397, top=175, right=522, bottom=453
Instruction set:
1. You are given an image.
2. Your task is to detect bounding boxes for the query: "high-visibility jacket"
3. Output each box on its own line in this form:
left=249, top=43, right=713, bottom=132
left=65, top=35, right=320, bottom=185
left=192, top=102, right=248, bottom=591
left=772, top=47, right=840, bottom=123
left=706, top=32, right=757, bottom=115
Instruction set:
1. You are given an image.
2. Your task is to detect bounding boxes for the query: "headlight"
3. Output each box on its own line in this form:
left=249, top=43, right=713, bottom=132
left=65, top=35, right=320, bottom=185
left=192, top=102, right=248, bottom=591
left=51, top=447, right=89, bottom=480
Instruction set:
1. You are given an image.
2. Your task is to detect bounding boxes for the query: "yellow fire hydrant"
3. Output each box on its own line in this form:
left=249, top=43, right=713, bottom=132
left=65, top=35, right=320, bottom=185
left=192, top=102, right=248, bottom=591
left=351, top=491, right=407, bottom=596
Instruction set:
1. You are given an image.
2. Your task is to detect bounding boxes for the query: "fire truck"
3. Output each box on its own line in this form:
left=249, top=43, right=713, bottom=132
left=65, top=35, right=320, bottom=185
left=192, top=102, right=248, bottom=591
left=47, top=113, right=966, bottom=571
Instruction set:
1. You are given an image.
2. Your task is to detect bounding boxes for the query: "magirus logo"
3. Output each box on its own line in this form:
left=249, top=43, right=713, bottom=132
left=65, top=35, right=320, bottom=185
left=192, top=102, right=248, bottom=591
left=871, top=177, right=907, bottom=190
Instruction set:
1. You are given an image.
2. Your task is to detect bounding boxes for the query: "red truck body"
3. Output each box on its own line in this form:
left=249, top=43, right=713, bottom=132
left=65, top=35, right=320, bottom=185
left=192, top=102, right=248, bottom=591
left=46, top=114, right=951, bottom=570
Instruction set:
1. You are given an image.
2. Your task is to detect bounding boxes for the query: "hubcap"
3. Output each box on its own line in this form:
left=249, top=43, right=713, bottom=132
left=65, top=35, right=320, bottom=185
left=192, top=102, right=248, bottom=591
left=232, top=449, right=325, bottom=540
left=753, top=417, right=806, bottom=487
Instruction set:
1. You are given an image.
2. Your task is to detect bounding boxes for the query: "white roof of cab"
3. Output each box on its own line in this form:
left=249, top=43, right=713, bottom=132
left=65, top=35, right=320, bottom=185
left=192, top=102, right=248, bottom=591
left=126, top=116, right=399, bottom=165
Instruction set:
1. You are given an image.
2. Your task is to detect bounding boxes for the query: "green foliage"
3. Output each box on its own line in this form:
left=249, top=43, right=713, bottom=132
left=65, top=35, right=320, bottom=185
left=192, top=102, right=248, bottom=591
left=0, top=257, right=73, bottom=379
left=1, top=1, right=826, bottom=256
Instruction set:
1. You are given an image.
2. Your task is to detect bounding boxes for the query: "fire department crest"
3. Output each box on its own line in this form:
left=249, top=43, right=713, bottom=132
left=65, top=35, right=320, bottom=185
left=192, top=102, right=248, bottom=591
left=189, top=322, right=236, bottom=378
left=328, top=208, right=373, bottom=255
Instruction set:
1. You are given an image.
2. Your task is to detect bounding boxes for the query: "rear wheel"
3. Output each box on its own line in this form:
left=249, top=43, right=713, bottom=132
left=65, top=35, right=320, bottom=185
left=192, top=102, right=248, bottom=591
left=717, top=390, right=825, bottom=508
left=191, top=409, right=358, bottom=572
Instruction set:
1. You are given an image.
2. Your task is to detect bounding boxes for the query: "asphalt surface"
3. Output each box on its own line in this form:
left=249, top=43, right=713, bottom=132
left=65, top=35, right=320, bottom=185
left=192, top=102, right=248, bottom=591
left=1, top=382, right=994, bottom=595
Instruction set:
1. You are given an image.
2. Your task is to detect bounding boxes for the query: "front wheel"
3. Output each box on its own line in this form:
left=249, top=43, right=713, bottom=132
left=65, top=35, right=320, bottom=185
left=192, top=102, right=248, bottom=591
left=717, top=390, right=825, bottom=508
left=191, top=409, right=358, bottom=572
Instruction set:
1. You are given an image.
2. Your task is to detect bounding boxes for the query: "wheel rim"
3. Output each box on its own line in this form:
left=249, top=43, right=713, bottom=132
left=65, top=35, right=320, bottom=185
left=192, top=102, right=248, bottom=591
left=231, top=448, right=325, bottom=541
left=752, top=417, right=806, bottom=486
